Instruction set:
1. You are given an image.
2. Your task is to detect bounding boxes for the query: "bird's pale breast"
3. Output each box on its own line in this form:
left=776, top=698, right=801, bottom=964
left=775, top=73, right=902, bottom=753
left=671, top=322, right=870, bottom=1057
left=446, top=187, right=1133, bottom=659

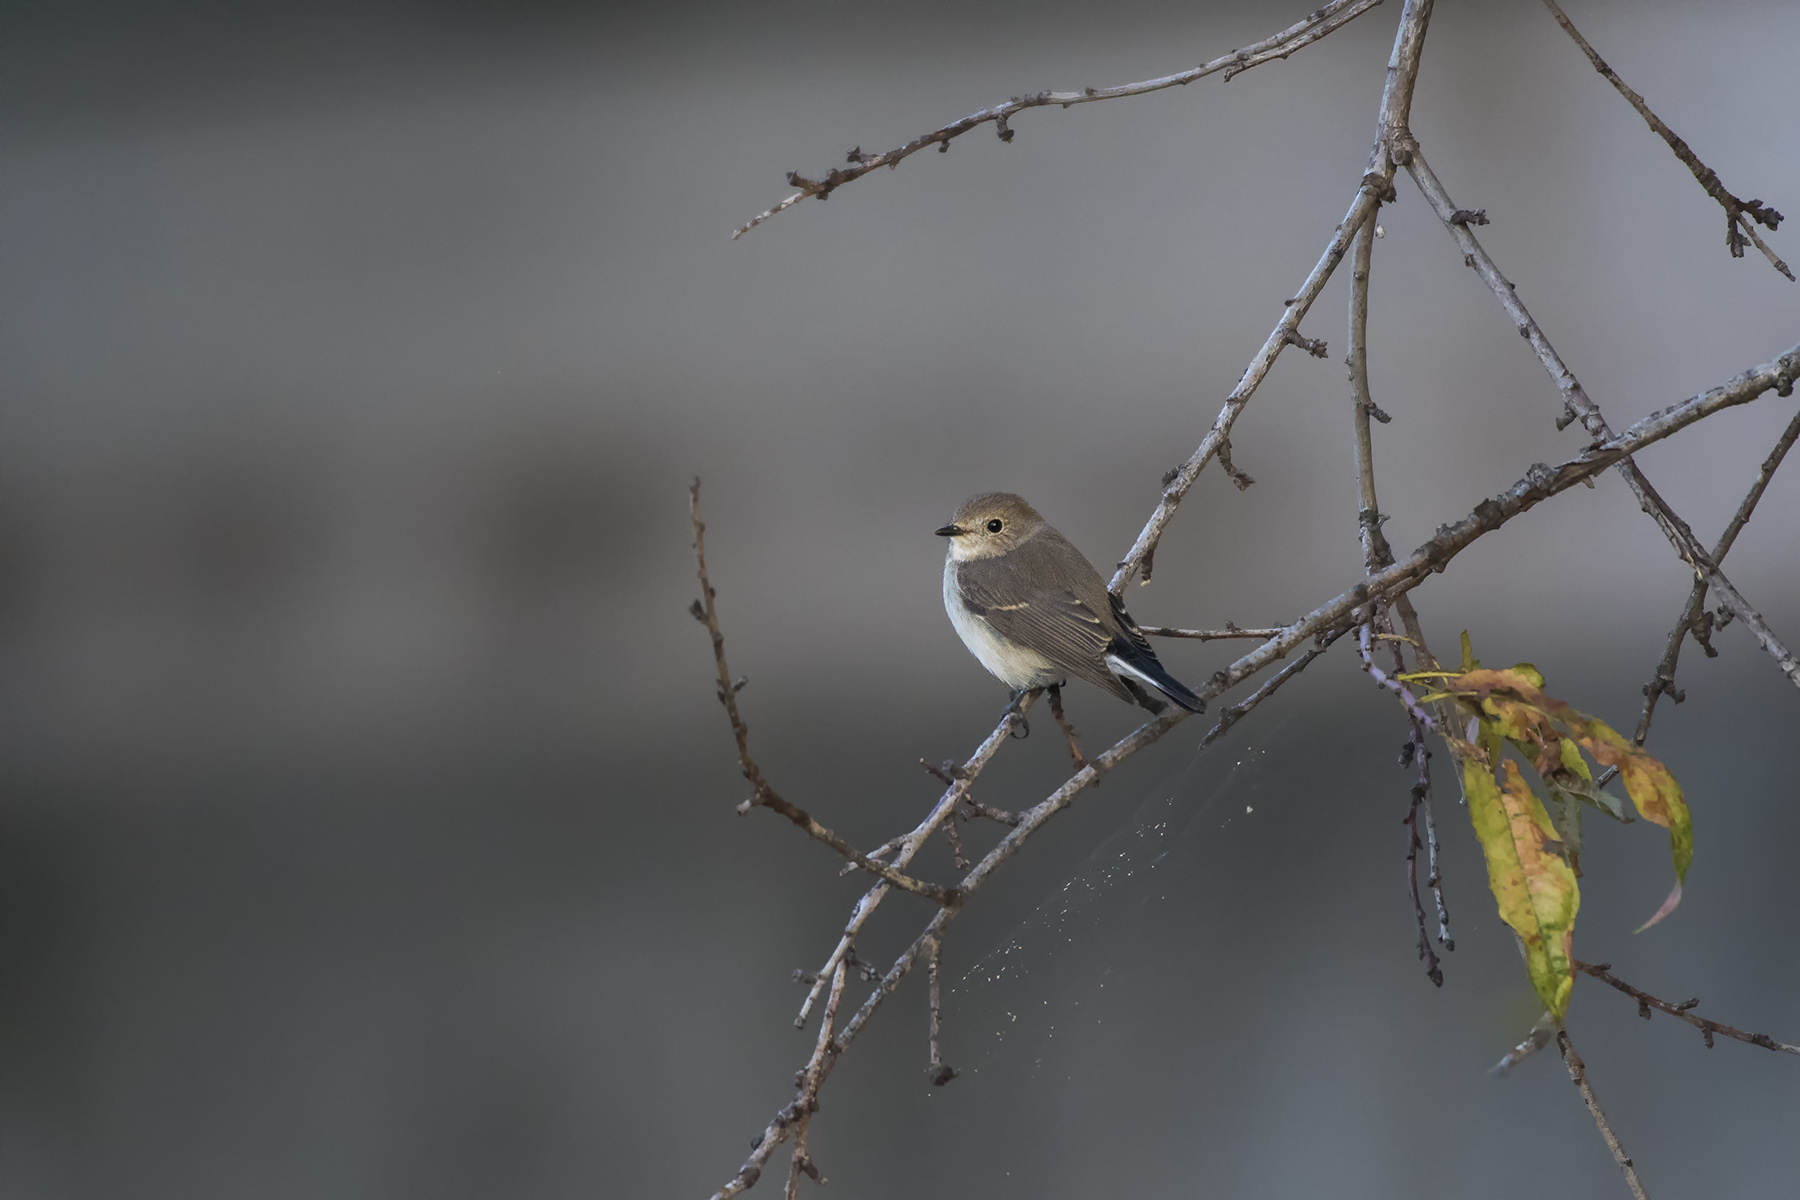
left=942, top=554, right=1061, bottom=690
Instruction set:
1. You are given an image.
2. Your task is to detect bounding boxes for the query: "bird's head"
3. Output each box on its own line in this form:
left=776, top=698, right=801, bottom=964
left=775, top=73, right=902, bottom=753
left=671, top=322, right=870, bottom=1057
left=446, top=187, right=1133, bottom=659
left=935, top=493, right=1045, bottom=561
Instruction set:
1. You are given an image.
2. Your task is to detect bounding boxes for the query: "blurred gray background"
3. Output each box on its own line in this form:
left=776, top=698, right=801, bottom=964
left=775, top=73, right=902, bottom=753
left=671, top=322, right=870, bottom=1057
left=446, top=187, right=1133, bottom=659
left=3, top=0, right=1798, bottom=1196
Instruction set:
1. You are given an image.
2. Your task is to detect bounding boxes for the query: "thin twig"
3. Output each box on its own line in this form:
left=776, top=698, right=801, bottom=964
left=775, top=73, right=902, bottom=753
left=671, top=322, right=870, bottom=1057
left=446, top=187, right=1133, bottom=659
left=1217, top=437, right=1257, bottom=490
left=1348, top=210, right=1389, bottom=567
left=1491, top=1011, right=1556, bottom=1074
left=1411, top=725, right=1451, bottom=949
left=1402, top=764, right=1443, bottom=986
left=940, top=804, right=969, bottom=871
left=1110, top=0, right=1436, bottom=594
left=786, top=960, right=844, bottom=1199
left=794, top=698, right=1032, bottom=1028
left=731, top=0, right=1389, bottom=238
left=1557, top=1030, right=1652, bottom=1200
left=1539, top=0, right=1791, bottom=280
left=1405, top=146, right=1800, bottom=690
left=1109, top=180, right=1381, bottom=594
left=1045, top=684, right=1087, bottom=771
left=1575, top=961, right=1800, bottom=1055
left=1629, top=405, right=1800, bottom=749
left=1359, top=622, right=1438, bottom=732
left=690, top=481, right=959, bottom=904
left=1736, top=212, right=1795, bottom=282
left=926, top=937, right=957, bottom=1085
left=1345, top=203, right=1454, bottom=962
left=1197, top=628, right=1346, bottom=750
left=1139, top=624, right=1283, bottom=641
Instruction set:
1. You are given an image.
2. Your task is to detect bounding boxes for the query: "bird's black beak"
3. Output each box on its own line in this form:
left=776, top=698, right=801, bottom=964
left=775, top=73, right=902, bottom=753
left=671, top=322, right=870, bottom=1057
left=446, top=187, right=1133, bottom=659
left=934, top=524, right=963, bottom=537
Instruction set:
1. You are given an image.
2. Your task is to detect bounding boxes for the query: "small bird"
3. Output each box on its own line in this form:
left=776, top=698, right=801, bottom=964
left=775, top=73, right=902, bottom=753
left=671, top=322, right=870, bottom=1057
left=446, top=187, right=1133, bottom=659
left=937, top=493, right=1203, bottom=716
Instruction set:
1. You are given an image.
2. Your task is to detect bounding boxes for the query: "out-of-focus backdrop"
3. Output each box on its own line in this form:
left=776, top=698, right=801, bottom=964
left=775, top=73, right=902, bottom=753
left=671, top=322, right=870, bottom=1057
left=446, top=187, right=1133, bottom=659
left=3, top=1, right=1798, bottom=1196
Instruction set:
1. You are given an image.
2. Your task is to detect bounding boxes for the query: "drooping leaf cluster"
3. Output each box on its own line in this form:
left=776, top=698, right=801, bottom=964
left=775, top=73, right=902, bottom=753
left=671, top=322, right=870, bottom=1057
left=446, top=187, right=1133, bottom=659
left=1404, top=634, right=1691, bottom=1021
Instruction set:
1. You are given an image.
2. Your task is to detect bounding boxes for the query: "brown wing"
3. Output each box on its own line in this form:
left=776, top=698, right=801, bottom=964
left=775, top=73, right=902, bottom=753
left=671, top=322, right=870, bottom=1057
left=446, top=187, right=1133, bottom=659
left=954, top=536, right=1135, bottom=702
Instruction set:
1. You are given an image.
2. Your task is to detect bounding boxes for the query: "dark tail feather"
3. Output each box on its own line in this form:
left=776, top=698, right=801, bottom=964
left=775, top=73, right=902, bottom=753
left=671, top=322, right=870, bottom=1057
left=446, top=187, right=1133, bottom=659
left=1105, top=643, right=1204, bottom=714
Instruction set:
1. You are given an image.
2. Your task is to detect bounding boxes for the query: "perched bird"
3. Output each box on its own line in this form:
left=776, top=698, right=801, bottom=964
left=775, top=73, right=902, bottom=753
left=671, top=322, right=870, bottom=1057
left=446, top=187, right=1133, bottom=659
left=937, top=493, right=1203, bottom=715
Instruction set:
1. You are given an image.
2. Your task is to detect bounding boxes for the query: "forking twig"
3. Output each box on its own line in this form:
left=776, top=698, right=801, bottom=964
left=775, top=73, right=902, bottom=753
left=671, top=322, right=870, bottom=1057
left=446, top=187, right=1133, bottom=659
left=1405, top=146, right=1800, bottom=691
left=1110, top=0, right=1438, bottom=595
left=1618, top=405, right=1800, bottom=767
left=1539, top=0, right=1792, bottom=281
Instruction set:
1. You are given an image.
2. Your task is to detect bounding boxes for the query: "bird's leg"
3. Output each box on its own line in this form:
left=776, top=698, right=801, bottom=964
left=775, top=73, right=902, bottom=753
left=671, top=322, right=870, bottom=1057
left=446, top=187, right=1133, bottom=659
left=1003, top=688, right=1033, bottom=739
left=1046, top=684, right=1087, bottom=771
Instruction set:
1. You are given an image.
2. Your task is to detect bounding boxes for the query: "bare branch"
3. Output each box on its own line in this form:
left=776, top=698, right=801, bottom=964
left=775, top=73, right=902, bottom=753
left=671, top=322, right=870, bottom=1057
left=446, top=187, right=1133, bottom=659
left=1402, top=752, right=1444, bottom=987
left=1575, top=961, right=1800, bottom=1055
left=717, top=960, right=847, bottom=1200
left=1540, top=0, right=1792, bottom=280
left=717, top=617, right=1346, bottom=1200
left=1405, top=147, right=1800, bottom=689
left=1736, top=212, right=1795, bottom=282
left=1419, top=736, right=1451, bottom=949
left=1045, top=684, right=1087, bottom=771
left=1196, top=628, right=1345, bottom=750
left=1630, top=405, right=1800, bottom=748
left=1139, top=624, right=1283, bottom=641
left=1109, top=182, right=1383, bottom=593
left=1368, top=0, right=1434, bottom=171
left=1345, top=213, right=1455, bottom=959
left=1110, top=0, right=1437, bottom=594
left=690, top=481, right=959, bottom=904
left=1557, top=1030, right=1651, bottom=1200
left=1359, top=623, right=1437, bottom=732
left=1211, top=339, right=1800, bottom=707
left=784, top=961, right=844, bottom=1200
left=1216, top=437, right=1257, bottom=490
left=795, top=698, right=1033, bottom=1027
left=1348, top=211, right=1388, bottom=567
left=926, top=937, right=957, bottom=1085
left=730, top=0, right=1389, bottom=238
left=1491, top=1011, right=1556, bottom=1074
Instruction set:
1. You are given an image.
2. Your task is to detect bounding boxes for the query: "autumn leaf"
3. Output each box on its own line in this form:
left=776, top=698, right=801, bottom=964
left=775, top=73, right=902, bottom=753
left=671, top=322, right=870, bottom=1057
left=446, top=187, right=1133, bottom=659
left=1464, top=758, right=1580, bottom=1019
left=1565, top=717, right=1692, bottom=882
left=1436, top=661, right=1693, bottom=921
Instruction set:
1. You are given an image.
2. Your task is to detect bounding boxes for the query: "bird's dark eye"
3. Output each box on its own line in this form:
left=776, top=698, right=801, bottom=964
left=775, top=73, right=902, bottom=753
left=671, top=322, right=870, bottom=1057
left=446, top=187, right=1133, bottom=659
left=986, top=518, right=1004, bottom=533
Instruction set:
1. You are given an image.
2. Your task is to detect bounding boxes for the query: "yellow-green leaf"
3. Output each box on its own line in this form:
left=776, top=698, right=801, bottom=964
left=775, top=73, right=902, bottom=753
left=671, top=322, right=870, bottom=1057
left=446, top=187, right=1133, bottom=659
left=1568, top=718, right=1692, bottom=884
left=1465, top=758, right=1580, bottom=1020
left=1557, top=735, right=1592, bottom=783
left=1439, top=659, right=1693, bottom=901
